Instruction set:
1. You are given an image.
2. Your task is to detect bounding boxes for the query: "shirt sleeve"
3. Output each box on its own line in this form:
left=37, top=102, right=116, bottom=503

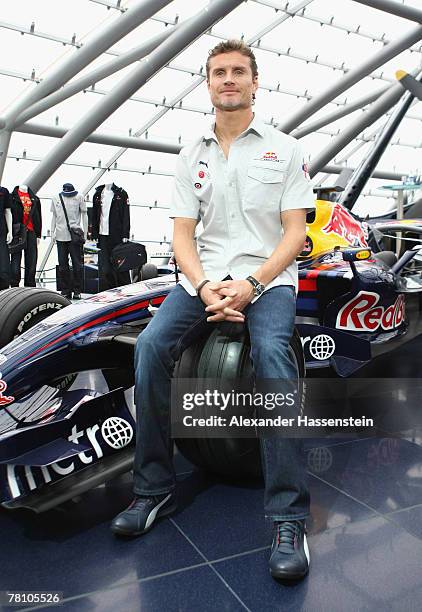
left=79, top=195, right=87, bottom=212
left=280, top=141, right=315, bottom=213
left=4, top=189, right=11, bottom=209
left=169, top=151, right=200, bottom=220
left=50, top=198, right=56, bottom=215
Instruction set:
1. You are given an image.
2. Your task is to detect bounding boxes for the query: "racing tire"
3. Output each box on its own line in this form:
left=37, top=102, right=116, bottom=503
left=174, top=325, right=304, bottom=480
left=0, top=287, right=71, bottom=348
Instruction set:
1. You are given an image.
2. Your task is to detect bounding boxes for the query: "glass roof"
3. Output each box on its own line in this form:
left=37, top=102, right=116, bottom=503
left=0, top=0, right=421, bottom=249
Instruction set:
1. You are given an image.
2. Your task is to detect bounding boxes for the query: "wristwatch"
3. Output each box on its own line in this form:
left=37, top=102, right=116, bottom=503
left=246, top=276, right=265, bottom=297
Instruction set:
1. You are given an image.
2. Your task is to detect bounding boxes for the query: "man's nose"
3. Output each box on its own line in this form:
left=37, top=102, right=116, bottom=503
left=224, top=73, right=235, bottom=84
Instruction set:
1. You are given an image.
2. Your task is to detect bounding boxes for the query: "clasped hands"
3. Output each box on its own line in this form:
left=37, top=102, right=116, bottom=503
left=200, top=280, right=254, bottom=323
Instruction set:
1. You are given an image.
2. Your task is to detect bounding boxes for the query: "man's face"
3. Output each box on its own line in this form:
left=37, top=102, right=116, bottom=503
left=207, top=51, right=258, bottom=112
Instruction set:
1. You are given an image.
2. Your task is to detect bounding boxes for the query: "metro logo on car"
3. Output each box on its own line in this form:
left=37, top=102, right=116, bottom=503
left=322, top=202, right=368, bottom=247
left=337, top=291, right=405, bottom=332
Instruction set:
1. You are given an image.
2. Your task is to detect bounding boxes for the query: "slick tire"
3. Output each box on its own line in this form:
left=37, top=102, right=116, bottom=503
left=0, top=287, right=71, bottom=348
left=174, top=325, right=304, bottom=480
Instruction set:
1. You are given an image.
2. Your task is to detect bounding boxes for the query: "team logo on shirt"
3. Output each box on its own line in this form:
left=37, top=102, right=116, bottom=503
left=194, top=182, right=202, bottom=189
left=302, top=161, right=310, bottom=180
left=254, top=151, right=285, bottom=163
left=198, top=171, right=205, bottom=179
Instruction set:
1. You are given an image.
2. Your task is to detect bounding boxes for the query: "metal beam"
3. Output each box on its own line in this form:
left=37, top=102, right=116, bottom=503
left=338, top=74, right=422, bottom=210
left=0, top=0, right=171, bottom=180
left=8, top=149, right=404, bottom=183
left=352, top=0, right=422, bottom=24
left=322, top=164, right=402, bottom=181
left=15, top=113, right=421, bottom=157
left=81, top=1, right=316, bottom=193
left=277, top=24, right=422, bottom=133
left=15, top=28, right=176, bottom=126
left=23, top=0, right=244, bottom=192
left=16, top=122, right=180, bottom=154
left=247, top=0, right=314, bottom=44
left=292, top=85, right=388, bottom=139
left=252, top=0, right=422, bottom=52
left=81, top=77, right=204, bottom=194
left=0, top=19, right=81, bottom=48
left=308, top=80, right=412, bottom=177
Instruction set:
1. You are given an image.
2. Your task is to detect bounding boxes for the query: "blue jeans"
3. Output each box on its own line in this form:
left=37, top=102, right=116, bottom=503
left=133, top=283, right=310, bottom=520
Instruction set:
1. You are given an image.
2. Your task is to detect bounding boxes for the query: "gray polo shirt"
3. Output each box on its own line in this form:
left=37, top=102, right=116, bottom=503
left=51, top=194, right=87, bottom=242
left=169, top=115, right=315, bottom=296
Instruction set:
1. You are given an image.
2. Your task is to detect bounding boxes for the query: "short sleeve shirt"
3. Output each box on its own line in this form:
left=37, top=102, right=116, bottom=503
left=51, top=193, right=87, bottom=242
left=169, top=115, right=315, bottom=296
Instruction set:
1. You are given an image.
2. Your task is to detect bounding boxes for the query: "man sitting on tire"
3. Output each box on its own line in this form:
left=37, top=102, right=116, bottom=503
left=111, top=40, right=315, bottom=582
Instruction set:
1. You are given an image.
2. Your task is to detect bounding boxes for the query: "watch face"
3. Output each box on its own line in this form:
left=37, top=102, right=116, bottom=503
left=255, top=283, right=265, bottom=296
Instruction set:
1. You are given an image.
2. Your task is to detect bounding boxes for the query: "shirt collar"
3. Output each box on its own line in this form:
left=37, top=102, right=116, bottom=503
left=202, top=114, right=265, bottom=143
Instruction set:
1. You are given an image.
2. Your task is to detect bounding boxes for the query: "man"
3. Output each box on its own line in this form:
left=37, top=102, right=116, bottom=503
left=112, top=40, right=315, bottom=581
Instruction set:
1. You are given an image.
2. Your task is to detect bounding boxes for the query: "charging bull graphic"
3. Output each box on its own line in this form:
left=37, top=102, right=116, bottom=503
left=322, top=202, right=368, bottom=247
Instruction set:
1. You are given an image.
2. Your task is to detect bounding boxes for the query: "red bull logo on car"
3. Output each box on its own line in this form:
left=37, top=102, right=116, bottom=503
left=322, top=202, right=368, bottom=247
left=337, top=291, right=405, bottom=332
left=0, top=376, right=14, bottom=406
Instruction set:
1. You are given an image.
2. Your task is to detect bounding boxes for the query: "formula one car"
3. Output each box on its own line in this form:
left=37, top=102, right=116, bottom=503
left=1, top=69, right=422, bottom=512
left=0, top=186, right=421, bottom=512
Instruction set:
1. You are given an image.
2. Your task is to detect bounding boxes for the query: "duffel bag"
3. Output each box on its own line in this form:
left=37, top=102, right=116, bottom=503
left=110, top=241, right=147, bottom=272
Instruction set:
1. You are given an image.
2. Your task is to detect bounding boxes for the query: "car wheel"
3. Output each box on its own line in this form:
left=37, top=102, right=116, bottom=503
left=0, top=287, right=71, bottom=348
left=174, top=325, right=304, bottom=480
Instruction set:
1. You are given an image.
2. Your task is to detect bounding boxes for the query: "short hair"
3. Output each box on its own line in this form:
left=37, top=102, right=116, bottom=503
left=206, top=39, right=258, bottom=80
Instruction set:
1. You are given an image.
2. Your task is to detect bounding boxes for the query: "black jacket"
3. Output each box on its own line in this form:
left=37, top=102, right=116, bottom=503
left=92, top=183, right=130, bottom=244
left=10, top=186, right=42, bottom=238
left=0, top=186, right=11, bottom=238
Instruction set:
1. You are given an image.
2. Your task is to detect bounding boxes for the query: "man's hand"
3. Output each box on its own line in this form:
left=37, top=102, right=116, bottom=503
left=6, top=233, right=12, bottom=244
left=203, top=280, right=254, bottom=323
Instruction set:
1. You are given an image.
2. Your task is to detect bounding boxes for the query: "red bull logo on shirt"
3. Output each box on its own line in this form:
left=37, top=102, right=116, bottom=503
left=322, top=202, right=368, bottom=247
left=255, top=151, right=285, bottom=163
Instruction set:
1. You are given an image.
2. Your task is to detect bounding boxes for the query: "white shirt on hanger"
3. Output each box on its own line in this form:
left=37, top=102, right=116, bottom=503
left=100, top=185, right=114, bottom=235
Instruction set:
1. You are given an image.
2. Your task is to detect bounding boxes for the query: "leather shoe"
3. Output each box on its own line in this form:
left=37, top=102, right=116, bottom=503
left=111, top=492, right=177, bottom=536
left=72, top=293, right=82, bottom=300
left=269, top=520, right=309, bottom=580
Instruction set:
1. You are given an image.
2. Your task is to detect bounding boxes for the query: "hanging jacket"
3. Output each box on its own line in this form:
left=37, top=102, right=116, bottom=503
left=10, top=186, right=42, bottom=238
left=92, top=183, right=130, bottom=244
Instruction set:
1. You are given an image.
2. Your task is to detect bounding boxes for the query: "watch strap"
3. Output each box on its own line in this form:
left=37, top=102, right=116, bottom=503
left=196, top=278, right=210, bottom=296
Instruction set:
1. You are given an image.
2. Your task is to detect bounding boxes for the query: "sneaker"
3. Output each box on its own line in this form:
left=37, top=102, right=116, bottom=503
left=72, top=292, right=82, bottom=300
left=269, top=520, right=310, bottom=580
left=60, top=291, right=72, bottom=299
left=110, top=492, right=177, bottom=536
